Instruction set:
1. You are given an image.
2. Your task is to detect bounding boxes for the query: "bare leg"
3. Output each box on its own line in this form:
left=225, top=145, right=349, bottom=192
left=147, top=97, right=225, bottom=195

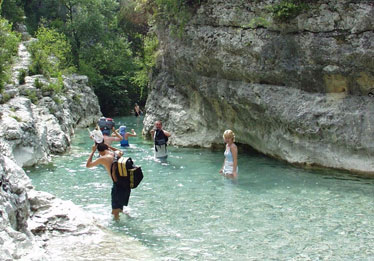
left=112, top=208, right=122, bottom=220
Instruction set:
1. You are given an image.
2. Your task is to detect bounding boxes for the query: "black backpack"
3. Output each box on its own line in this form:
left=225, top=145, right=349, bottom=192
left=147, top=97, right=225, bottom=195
left=154, top=129, right=168, bottom=152
left=111, top=157, right=143, bottom=189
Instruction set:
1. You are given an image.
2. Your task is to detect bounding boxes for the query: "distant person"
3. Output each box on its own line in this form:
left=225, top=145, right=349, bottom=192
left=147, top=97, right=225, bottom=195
left=116, top=126, right=137, bottom=147
left=103, top=126, right=123, bottom=146
left=134, top=103, right=142, bottom=117
left=86, top=143, right=130, bottom=220
left=150, top=121, right=171, bottom=159
left=219, top=130, right=238, bottom=179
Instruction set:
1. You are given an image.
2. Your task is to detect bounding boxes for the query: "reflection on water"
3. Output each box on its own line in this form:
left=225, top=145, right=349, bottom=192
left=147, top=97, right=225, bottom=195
left=26, top=116, right=374, bottom=260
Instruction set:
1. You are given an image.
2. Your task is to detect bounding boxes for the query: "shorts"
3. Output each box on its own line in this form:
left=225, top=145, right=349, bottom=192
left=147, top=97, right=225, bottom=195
left=111, top=182, right=131, bottom=210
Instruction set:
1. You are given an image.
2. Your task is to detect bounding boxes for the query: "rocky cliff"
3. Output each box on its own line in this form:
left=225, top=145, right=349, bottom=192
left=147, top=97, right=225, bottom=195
left=0, top=37, right=108, bottom=260
left=143, top=0, right=374, bottom=174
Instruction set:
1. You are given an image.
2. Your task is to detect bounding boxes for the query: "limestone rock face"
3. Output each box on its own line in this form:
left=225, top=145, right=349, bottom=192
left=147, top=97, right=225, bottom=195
left=0, top=155, right=46, bottom=261
left=143, top=0, right=374, bottom=173
left=0, top=73, right=100, bottom=167
left=0, top=38, right=104, bottom=260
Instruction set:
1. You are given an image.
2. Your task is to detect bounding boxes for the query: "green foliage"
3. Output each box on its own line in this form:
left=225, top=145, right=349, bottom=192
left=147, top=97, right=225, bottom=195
left=242, top=17, right=270, bottom=29
left=79, top=35, right=140, bottom=115
left=136, top=0, right=205, bottom=37
left=131, top=33, right=158, bottom=100
left=1, top=0, right=25, bottom=26
left=34, top=78, right=44, bottom=89
left=42, top=75, right=63, bottom=94
left=10, top=114, right=22, bottom=122
left=28, top=26, right=75, bottom=78
left=26, top=89, right=38, bottom=104
left=72, top=93, right=81, bottom=103
left=18, top=68, right=27, bottom=84
left=0, top=18, right=20, bottom=92
left=22, top=0, right=162, bottom=115
left=271, top=0, right=308, bottom=22
left=52, top=95, right=62, bottom=105
left=1, top=92, right=12, bottom=103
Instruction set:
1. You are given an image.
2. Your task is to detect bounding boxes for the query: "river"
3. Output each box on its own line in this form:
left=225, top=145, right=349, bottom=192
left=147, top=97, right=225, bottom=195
left=26, top=116, right=374, bottom=260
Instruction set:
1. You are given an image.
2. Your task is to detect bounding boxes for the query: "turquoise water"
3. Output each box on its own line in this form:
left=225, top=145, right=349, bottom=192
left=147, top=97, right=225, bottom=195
left=26, top=116, right=374, bottom=260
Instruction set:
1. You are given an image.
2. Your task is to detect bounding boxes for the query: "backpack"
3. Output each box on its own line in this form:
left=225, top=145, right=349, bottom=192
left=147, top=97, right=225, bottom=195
left=111, top=157, right=143, bottom=189
left=98, top=117, right=115, bottom=136
left=154, top=129, right=168, bottom=152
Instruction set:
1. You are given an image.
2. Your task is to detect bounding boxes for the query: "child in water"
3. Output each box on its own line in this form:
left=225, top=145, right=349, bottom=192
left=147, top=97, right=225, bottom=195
left=219, top=130, right=238, bottom=179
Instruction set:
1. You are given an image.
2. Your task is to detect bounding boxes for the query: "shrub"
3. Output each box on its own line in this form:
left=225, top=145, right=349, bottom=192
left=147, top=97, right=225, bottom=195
left=26, top=89, right=38, bottom=104
left=41, top=74, right=64, bottom=94
left=136, top=0, right=205, bottom=38
left=131, top=33, right=158, bottom=101
left=72, top=93, right=81, bottom=103
left=18, top=69, right=27, bottom=84
left=1, top=93, right=12, bottom=103
left=0, top=18, right=21, bottom=91
left=271, top=0, right=307, bottom=22
left=10, top=115, right=22, bottom=122
left=34, top=78, right=44, bottom=89
left=52, top=95, right=62, bottom=105
left=0, top=0, right=25, bottom=25
left=28, top=26, right=75, bottom=78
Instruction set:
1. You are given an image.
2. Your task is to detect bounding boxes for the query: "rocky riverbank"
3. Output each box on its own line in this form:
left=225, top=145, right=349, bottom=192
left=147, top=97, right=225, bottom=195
left=0, top=37, right=151, bottom=260
left=143, top=0, right=374, bottom=174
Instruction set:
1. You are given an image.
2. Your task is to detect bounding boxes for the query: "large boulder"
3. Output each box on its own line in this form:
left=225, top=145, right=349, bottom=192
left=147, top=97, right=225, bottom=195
left=143, top=0, right=374, bottom=174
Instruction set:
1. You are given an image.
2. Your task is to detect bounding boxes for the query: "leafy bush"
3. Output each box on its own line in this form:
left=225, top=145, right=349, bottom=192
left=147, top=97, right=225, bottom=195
left=72, top=93, right=81, bottom=103
left=131, top=33, right=158, bottom=101
left=136, top=0, right=205, bottom=37
left=271, top=0, right=308, bottom=22
left=18, top=68, right=27, bottom=84
left=0, top=18, right=21, bottom=92
left=26, top=89, right=38, bottom=104
left=52, top=95, right=62, bottom=105
left=0, top=0, right=25, bottom=26
left=79, top=36, right=138, bottom=116
left=34, top=78, right=44, bottom=89
left=1, top=93, right=12, bottom=103
left=28, top=26, right=75, bottom=78
left=10, top=115, right=22, bottom=122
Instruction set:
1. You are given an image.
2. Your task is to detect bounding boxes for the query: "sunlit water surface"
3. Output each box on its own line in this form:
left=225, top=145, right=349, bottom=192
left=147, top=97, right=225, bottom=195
left=26, top=116, right=374, bottom=260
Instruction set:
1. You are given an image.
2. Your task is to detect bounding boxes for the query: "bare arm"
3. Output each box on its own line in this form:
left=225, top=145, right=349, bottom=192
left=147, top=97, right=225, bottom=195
left=86, top=145, right=105, bottom=168
left=150, top=129, right=155, bottom=138
left=231, top=144, right=238, bottom=178
left=112, top=127, right=123, bottom=140
left=163, top=130, right=171, bottom=137
left=126, top=129, right=137, bottom=138
left=219, top=158, right=226, bottom=174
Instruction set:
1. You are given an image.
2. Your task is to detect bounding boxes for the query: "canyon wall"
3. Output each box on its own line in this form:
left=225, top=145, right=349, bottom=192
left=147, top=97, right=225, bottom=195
left=143, top=0, right=374, bottom=173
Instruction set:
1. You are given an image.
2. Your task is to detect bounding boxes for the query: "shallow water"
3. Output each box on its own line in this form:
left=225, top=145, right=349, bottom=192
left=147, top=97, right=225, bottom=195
left=26, top=116, right=374, bottom=260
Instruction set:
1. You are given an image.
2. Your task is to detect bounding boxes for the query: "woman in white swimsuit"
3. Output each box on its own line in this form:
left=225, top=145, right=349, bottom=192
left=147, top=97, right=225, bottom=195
left=219, top=130, right=238, bottom=179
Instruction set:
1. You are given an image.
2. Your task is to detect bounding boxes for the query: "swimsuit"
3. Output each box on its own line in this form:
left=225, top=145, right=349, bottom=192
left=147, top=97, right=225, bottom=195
left=223, top=146, right=238, bottom=175
left=121, top=138, right=129, bottom=147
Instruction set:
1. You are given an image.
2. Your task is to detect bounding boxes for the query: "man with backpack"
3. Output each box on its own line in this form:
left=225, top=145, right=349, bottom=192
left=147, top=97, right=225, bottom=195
left=150, top=121, right=171, bottom=160
left=85, top=143, right=130, bottom=220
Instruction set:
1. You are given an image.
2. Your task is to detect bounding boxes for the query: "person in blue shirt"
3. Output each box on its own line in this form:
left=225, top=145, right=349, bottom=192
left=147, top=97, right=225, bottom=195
left=116, top=126, right=137, bottom=147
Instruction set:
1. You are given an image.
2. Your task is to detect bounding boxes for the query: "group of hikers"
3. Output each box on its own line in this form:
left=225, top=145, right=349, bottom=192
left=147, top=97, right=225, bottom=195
left=86, top=113, right=238, bottom=220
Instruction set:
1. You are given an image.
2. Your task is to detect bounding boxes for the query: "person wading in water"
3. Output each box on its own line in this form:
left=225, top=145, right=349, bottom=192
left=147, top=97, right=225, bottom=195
left=86, top=143, right=130, bottom=220
left=150, top=121, right=171, bottom=160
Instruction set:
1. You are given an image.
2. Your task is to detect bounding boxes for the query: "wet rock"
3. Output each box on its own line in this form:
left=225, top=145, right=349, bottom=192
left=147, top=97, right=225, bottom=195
left=144, top=0, right=374, bottom=174
left=0, top=37, right=102, bottom=260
